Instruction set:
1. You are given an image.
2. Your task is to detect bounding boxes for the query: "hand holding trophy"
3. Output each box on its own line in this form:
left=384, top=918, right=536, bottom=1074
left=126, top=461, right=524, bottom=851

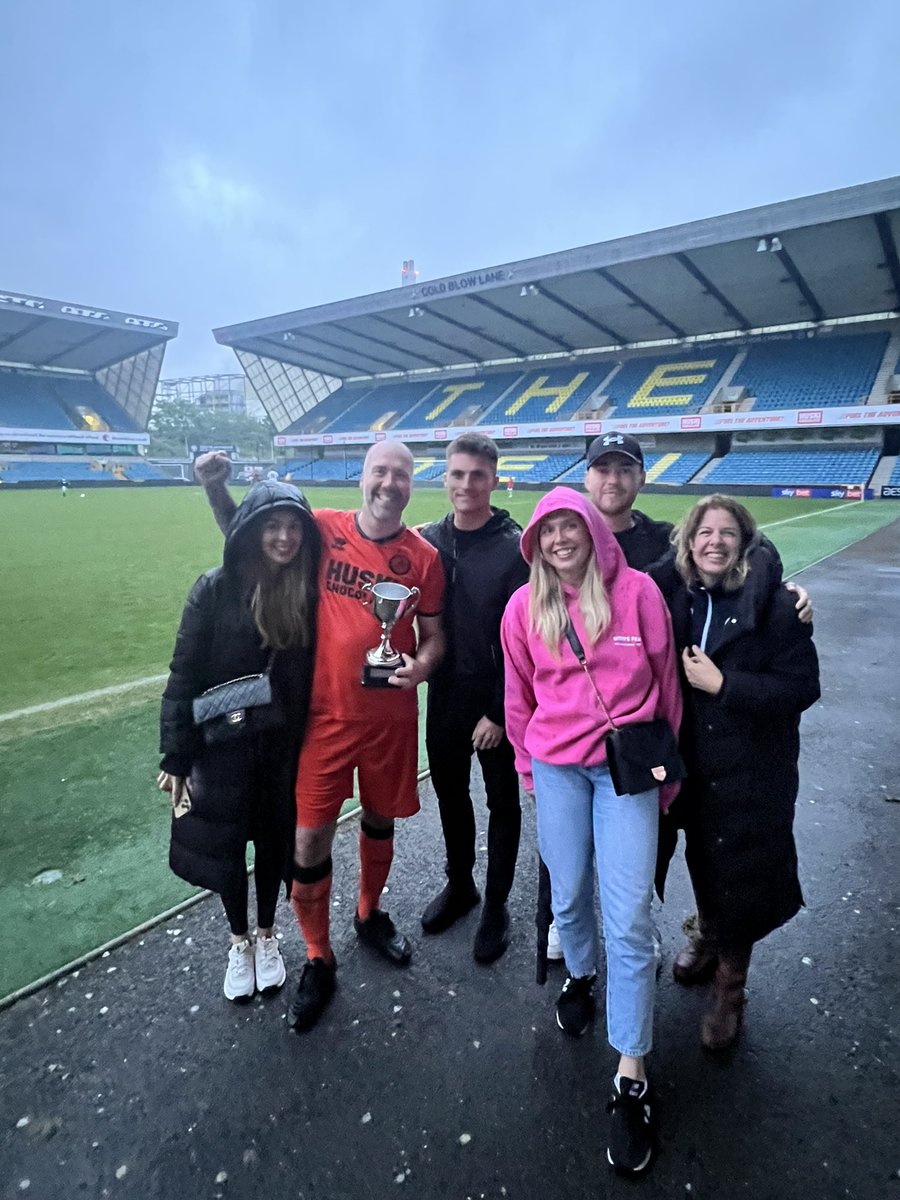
left=359, top=581, right=421, bottom=687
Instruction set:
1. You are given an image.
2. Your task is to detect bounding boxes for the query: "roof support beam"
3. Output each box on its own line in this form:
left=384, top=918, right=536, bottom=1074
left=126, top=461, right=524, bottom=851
left=673, top=253, right=751, bottom=330
left=874, top=212, right=900, bottom=306
left=0, top=316, right=48, bottom=356
left=468, top=294, right=574, bottom=352
left=328, top=322, right=446, bottom=369
left=369, top=314, right=483, bottom=364
left=771, top=243, right=825, bottom=322
left=276, top=330, right=407, bottom=373
left=536, top=284, right=627, bottom=344
left=41, top=330, right=108, bottom=367
left=594, top=268, right=686, bottom=338
left=260, top=336, right=373, bottom=378
left=422, top=307, right=525, bottom=358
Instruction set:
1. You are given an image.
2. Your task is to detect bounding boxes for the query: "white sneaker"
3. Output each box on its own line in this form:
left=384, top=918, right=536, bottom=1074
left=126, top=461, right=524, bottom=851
left=547, top=920, right=564, bottom=962
left=223, top=938, right=255, bottom=1002
left=254, top=934, right=287, bottom=995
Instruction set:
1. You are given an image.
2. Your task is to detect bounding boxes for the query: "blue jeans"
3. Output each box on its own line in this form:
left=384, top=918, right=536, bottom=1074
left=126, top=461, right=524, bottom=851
left=533, top=759, right=658, bottom=1058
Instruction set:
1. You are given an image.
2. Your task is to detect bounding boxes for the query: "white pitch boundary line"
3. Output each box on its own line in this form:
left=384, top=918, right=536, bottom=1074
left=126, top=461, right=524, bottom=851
left=0, top=674, right=167, bottom=724
left=0, top=500, right=870, bottom=725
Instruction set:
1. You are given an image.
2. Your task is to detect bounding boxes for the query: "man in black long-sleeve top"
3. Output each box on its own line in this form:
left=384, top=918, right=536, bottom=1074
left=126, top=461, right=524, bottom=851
left=419, top=434, right=529, bottom=963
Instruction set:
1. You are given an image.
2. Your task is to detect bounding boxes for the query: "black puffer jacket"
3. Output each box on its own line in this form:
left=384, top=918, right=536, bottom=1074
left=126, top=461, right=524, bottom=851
left=160, top=482, right=320, bottom=896
left=419, top=508, right=528, bottom=723
left=655, top=545, right=820, bottom=947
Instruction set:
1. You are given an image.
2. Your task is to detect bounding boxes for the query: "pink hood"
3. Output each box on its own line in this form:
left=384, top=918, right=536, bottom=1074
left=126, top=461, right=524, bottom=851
left=520, top=486, right=627, bottom=585
left=501, top=486, right=682, bottom=808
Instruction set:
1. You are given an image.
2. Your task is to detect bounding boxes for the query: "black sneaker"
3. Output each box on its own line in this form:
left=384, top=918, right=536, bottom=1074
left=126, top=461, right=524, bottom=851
left=421, top=881, right=480, bottom=934
left=287, top=957, right=336, bottom=1032
left=473, top=902, right=510, bottom=964
left=555, top=973, right=596, bottom=1037
left=354, top=910, right=412, bottom=966
left=607, top=1076, right=655, bottom=1174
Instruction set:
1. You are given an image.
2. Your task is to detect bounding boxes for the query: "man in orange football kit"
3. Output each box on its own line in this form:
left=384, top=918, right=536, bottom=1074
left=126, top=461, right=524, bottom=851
left=196, top=442, right=445, bottom=1030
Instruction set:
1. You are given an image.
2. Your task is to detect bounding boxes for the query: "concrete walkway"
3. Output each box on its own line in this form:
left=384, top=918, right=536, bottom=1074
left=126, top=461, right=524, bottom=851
left=2, top=521, right=898, bottom=1200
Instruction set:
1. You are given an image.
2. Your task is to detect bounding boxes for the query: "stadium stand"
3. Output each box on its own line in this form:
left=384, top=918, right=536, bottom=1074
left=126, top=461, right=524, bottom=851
left=287, top=387, right=375, bottom=435
left=121, top=461, right=166, bottom=481
left=0, top=372, right=77, bottom=430
left=704, top=447, right=879, bottom=487
left=556, top=450, right=711, bottom=485
left=883, top=459, right=900, bottom=486
left=403, top=373, right=522, bottom=426
left=0, top=461, right=116, bottom=483
left=488, top=369, right=605, bottom=423
left=602, top=355, right=728, bottom=417
left=49, top=377, right=143, bottom=434
left=325, top=381, right=438, bottom=433
left=280, top=457, right=364, bottom=481
left=495, top=452, right=583, bottom=483
left=729, top=333, right=889, bottom=410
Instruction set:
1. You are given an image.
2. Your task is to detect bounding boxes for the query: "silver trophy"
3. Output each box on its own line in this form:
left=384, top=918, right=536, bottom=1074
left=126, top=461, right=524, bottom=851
left=359, top=581, right=420, bottom=687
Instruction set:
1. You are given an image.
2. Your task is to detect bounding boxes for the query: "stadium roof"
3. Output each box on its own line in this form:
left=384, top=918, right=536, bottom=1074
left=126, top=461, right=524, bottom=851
left=0, top=289, right=177, bottom=372
left=214, top=176, right=900, bottom=381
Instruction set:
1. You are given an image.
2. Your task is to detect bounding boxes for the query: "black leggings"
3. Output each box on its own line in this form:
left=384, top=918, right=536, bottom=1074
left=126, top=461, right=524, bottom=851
left=219, top=832, right=285, bottom=936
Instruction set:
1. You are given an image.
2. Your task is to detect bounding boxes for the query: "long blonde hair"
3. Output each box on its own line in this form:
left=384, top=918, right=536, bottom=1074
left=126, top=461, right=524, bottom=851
left=528, top=549, right=610, bottom=656
left=673, top=493, right=757, bottom=592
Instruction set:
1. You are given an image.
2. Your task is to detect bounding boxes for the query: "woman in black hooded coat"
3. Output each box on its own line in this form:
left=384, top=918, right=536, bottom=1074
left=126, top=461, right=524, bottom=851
left=158, top=481, right=320, bottom=1002
left=651, top=495, right=820, bottom=1050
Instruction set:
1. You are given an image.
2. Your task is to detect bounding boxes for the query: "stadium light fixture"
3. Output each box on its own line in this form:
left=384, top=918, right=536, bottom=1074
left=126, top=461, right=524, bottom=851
left=757, top=238, right=768, bottom=253
left=520, top=284, right=539, bottom=297
left=770, top=236, right=783, bottom=252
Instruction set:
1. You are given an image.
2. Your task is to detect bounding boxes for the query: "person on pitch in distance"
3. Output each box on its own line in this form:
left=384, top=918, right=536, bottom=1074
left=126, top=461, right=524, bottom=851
left=501, top=487, right=682, bottom=1176
left=195, top=442, right=445, bottom=1032
left=418, top=433, right=529, bottom=963
left=159, top=482, right=320, bottom=1004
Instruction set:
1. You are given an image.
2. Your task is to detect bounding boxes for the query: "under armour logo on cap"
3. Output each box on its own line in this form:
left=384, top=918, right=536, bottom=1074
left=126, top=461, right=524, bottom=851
left=586, top=431, right=644, bottom=469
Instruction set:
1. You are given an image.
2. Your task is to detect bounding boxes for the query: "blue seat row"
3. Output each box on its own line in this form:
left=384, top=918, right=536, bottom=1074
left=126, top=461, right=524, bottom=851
left=704, top=448, right=879, bottom=486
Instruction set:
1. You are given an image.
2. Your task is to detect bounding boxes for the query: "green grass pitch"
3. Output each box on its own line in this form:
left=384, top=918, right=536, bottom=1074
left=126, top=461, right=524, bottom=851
left=0, top=483, right=896, bottom=998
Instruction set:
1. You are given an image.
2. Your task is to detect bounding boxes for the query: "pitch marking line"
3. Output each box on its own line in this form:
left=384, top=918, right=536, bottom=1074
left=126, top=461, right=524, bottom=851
left=0, top=674, right=167, bottom=724
left=0, top=501, right=868, bottom=723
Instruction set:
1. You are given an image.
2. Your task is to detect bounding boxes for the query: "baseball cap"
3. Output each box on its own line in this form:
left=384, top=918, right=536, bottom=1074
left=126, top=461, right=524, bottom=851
left=586, top=432, right=644, bottom=469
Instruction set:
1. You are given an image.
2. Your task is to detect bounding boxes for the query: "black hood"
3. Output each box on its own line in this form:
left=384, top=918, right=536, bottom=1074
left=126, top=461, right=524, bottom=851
left=222, top=481, right=318, bottom=574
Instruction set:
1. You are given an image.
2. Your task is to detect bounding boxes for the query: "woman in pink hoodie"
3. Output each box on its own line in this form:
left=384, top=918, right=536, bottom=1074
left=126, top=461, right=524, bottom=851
left=501, top=487, right=681, bottom=1176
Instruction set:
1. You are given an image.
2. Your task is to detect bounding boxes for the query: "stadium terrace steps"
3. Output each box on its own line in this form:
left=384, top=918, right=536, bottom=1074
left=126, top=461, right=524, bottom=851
left=880, top=456, right=900, bottom=487
left=704, top=447, right=880, bottom=487
left=865, top=331, right=900, bottom=403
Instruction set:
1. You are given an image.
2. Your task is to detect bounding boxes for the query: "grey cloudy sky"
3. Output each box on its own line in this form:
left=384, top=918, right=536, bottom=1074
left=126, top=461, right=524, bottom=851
left=1, top=0, right=898, bottom=376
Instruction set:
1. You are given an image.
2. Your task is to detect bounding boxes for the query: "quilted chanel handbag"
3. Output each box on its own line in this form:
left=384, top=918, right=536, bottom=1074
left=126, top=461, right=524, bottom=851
left=192, top=656, right=283, bottom=745
left=564, top=622, right=685, bottom=797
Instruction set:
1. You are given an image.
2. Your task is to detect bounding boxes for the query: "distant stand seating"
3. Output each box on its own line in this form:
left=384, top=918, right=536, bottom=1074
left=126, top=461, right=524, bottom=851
left=0, top=371, right=140, bottom=433
left=556, top=450, right=710, bottom=485
left=886, top=459, right=900, bottom=486
left=0, top=461, right=116, bottom=483
left=492, top=369, right=606, bottom=423
left=280, top=457, right=365, bottom=481
left=730, top=333, right=889, bottom=410
left=704, top=447, right=879, bottom=486
left=496, top=452, right=583, bottom=483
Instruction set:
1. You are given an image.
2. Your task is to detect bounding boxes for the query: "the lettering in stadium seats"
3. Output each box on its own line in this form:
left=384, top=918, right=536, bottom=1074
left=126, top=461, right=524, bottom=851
left=425, top=382, right=484, bottom=421
left=415, top=269, right=512, bottom=299
left=628, top=361, right=716, bottom=408
left=505, top=373, right=589, bottom=418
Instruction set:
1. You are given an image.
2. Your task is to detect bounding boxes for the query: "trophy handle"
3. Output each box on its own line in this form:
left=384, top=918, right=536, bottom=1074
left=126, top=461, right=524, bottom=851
left=401, top=586, right=420, bottom=620
left=359, top=581, right=374, bottom=609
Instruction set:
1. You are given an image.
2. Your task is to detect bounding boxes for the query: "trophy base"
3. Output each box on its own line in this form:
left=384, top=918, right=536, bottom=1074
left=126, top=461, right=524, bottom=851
left=361, top=661, right=400, bottom=688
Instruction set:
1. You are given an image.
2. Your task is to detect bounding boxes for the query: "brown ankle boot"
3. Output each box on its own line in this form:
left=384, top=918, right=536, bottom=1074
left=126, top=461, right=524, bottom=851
left=700, top=953, right=750, bottom=1051
left=672, top=940, right=718, bottom=985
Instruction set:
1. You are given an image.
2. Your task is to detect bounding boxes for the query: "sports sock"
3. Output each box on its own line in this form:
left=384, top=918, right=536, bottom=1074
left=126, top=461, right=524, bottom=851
left=357, top=824, right=394, bottom=921
left=291, top=873, right=333, bottom=963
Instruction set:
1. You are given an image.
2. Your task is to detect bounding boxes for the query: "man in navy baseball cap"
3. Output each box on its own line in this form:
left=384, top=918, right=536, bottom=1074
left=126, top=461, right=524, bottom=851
left=583, top=432, right=668, bottom=570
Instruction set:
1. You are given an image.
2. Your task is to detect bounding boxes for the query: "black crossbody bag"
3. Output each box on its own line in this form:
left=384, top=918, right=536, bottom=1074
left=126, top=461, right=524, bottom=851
left=564, top=621, right=684, bottom=797
left=191, top=651, right=284, bottom=744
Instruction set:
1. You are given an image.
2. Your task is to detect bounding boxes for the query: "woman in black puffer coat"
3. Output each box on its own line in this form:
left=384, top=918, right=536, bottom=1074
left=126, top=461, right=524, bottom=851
left=158, top=482, right=320, bottom=1003
left=652, top=495, right=820, bottom=1051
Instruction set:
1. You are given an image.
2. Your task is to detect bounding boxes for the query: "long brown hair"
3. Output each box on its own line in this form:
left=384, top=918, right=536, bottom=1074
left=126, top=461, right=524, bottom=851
left=673, top=494, right=757, bottom=592
left=247, top=514, right=320, bottom=649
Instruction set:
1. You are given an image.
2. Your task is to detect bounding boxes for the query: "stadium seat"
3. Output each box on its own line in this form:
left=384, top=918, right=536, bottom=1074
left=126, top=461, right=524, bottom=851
left=703, top=447, right=879, bottom=486
left=729, top=333, right=889, bottom=410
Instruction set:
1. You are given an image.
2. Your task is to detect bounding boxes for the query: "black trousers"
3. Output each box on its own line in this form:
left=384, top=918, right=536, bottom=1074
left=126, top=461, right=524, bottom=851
left=425, top=680, right=522, bottom=904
